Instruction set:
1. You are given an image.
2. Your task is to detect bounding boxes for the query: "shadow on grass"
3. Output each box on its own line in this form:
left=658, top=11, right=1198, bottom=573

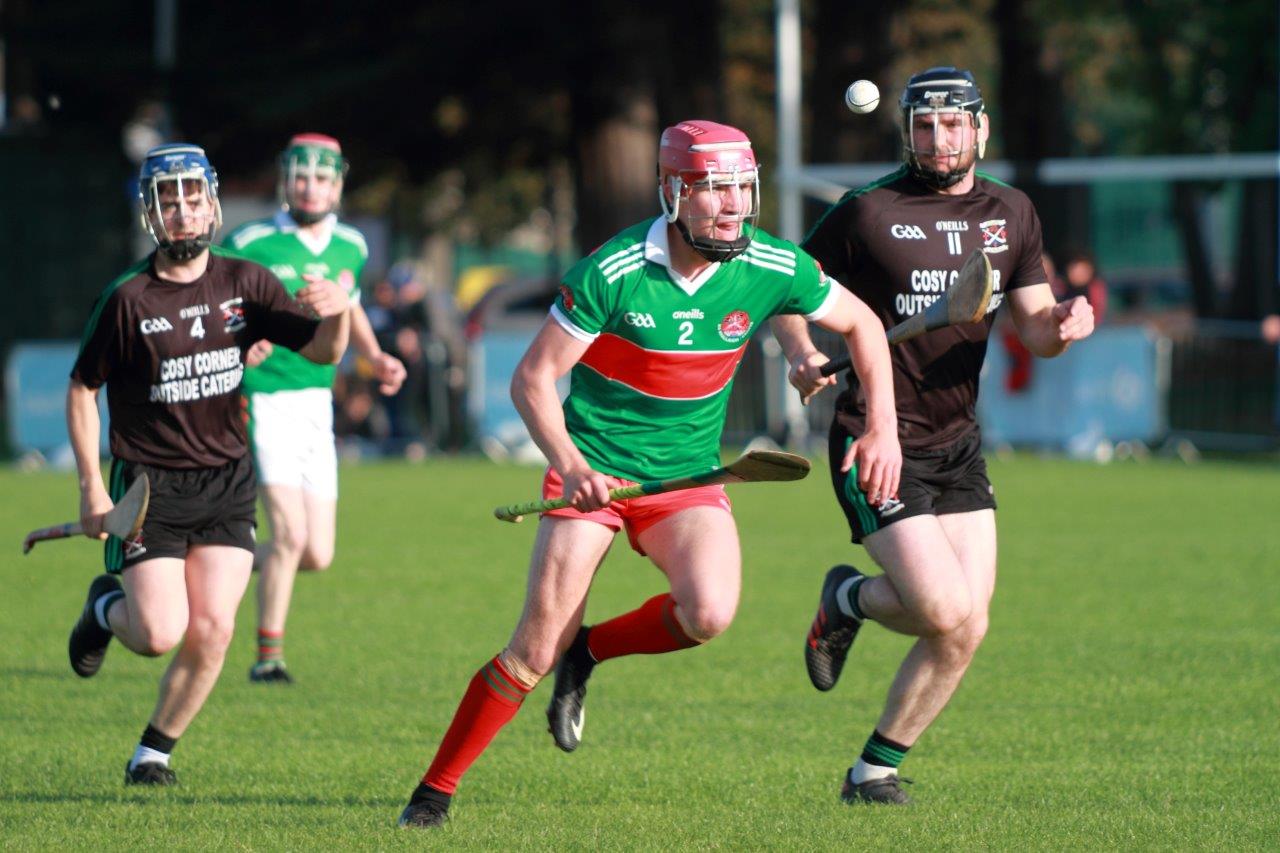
left=2, top=665, right=153, bottom=683
left=0, top=790, right=400, bottom=809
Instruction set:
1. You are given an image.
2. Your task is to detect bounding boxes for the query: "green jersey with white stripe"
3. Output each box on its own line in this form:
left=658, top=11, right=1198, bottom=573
left=224, top=211, right=367, bottom=394
left=552, top=217, right=837, bottom=482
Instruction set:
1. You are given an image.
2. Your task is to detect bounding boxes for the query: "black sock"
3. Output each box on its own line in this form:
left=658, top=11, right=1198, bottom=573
left=861, top=729, right=910, bottom=769
left=409, top=782, right=452, bottom=810
left=140, top=723, right=178, bottom=755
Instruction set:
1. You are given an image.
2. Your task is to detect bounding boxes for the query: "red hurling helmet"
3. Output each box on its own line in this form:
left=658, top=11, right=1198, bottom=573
left=658, top=120, right=760, bottom=262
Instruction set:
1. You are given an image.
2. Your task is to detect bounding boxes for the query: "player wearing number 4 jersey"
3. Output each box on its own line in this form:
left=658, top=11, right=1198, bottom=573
left=773, top=67, right=1094, bottom=805
left=397, top=120, right=901, bottom=829
left=224, top=134, right=405, bottom=685
left=65, top=144, right=349, bottom=786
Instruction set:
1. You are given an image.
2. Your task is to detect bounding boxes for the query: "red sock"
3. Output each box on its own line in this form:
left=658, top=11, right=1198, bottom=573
left=422, top=656, right=531, bottom=795
left=586, top=593, right=699, bottom=662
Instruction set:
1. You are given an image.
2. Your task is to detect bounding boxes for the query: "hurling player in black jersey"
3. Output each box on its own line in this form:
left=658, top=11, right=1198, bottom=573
left=772, top=67, right=1094, bottom=804
left=65, top=144, right=350, bottom=785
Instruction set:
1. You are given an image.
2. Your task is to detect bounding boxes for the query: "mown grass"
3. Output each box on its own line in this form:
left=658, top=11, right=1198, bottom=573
left=1, top=455, right=1276, bottom=849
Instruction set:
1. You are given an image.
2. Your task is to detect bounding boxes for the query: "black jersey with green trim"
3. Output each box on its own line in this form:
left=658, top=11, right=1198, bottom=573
left=803, top=166, right=1046, bottom=449
left=72, top=249, right=320, bottom=469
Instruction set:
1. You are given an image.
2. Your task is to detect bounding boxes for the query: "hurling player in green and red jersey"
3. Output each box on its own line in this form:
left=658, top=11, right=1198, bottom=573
left=773, top=68, right=1095, bottom=805
left=397, top=120, right=902, bottom=829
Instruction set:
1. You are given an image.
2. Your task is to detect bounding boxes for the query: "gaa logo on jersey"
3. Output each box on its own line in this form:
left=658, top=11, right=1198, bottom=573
left=558, top=285, right=575, bottom=312
left=718, top=310, right=752, bottom=342
left=220, top=297, right=247, bottom=333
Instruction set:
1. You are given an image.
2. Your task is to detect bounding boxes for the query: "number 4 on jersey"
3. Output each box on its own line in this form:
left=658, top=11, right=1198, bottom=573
left=190, top=316, right=205, bottom=339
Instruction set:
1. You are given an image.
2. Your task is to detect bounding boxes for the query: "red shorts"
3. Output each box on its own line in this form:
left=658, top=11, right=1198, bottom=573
left=541, top=467, right=733, bottom=555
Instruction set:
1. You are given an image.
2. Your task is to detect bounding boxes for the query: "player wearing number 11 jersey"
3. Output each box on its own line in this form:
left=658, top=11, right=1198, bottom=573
left=773, top=67, right=1094, bottom=805
left=397, top=120, right=902, bottom=829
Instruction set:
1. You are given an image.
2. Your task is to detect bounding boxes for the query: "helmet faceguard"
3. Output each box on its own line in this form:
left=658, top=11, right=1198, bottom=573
left=279, top=133, right=347, bottom=225
left=137, top=143, right=222, bottom=261
left=657, top=120, right=760, bottom=263
left=899, top=67, right=986, bottom=190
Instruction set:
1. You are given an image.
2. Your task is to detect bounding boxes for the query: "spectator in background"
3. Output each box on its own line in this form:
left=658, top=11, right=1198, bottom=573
left=1261, top=314, right=1279, bottom=346
left=1062, top=251, right=1107, bottom=325
left=1042, top=251, right=1066, bottom=300
left=6, top=94, right=47, bottom=134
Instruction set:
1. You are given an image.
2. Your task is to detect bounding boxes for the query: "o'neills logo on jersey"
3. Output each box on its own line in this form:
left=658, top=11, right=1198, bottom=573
left=718, top=310, right=752, bottom=342
left=980, top=219, right=1009, bottom=253
left=220, top=297, right=246, bottom=332
left=559, top=285, right=575, bottom=312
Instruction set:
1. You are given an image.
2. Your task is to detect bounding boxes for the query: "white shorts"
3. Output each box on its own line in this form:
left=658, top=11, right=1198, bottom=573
left=248, top=388, right=338, bottom=499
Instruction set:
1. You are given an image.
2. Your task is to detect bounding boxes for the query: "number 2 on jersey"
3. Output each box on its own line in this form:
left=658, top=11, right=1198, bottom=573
left=677, top=321, right=694, bottom=346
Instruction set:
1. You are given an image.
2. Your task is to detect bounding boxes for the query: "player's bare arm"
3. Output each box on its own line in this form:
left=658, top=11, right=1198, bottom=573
left=1007, top=282, right=1095, bottom=357
left=295, top=273, right=351, bottom=364
left=814, top=288, right=901, bottom=502
left=65, top=379, right=112, bottom=540
left=510, top=317, right=612, bottom=512
left=769, top=314, right=836, bottom=404
left=350, top=300, right=407, bottom=395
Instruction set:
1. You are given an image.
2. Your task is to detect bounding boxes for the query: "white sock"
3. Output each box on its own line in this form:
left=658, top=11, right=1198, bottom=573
left=94, top=591, right=123, bottom=632
left=850, top=758, right=897, bottom=784
left=129, top=745, right=171, bottom=770
left=835, top=577, right=864, bottom=622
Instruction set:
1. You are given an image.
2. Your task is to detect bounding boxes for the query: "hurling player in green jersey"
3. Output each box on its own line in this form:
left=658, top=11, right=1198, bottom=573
left=225, top=135, right=405, bottom=685
left=398, top=120, right=901, bottom=829
left=775, top=68, right=1094, bottom=805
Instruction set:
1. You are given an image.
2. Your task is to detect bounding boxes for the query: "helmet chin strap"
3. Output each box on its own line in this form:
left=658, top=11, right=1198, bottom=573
left=907, top=159, right=969, bottom=190
left=160, top=236, right=210, bottom=261
left=673, top=218, right=751, bottom=263
left=288, top=207, right=329, bottom=226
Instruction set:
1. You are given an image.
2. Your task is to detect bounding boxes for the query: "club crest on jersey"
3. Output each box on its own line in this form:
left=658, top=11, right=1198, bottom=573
left=338, top=270, right=356, bottom=293
left=124, top=530, right=147, bottom=559
left=558, top=285, right=575, bottom=312
left=718, top=310, right=752, bottom=342
left=980, top=219, right=1009, bottom=254
left=220, top=297, right=246, bottom=332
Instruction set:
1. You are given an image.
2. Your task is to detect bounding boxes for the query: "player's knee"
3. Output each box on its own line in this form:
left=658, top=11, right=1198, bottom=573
left=918, top=592, right=973, bottom=637
left=134, top=618, right=186, bottom=656
left=272, top=524, right=308, bottom=557
left=955, top=611, right=989, bottom=655
left=185, top=614, right=236, bottom=656
left=677, top=601, right=736, bottom=642
left=299, top=544, right=333, bottom=572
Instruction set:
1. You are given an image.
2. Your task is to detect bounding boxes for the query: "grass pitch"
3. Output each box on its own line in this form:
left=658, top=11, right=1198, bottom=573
left=1, top=455, right=1277, bottom=849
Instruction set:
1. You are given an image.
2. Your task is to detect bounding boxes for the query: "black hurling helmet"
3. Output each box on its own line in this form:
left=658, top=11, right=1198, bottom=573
left=899, top=66, right=985, bottom=189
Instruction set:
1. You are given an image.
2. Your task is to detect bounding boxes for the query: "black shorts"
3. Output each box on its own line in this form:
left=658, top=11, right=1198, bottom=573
left=103, top=454, right=257, bottom=573
left=828, top=423, right=996, bottom=544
